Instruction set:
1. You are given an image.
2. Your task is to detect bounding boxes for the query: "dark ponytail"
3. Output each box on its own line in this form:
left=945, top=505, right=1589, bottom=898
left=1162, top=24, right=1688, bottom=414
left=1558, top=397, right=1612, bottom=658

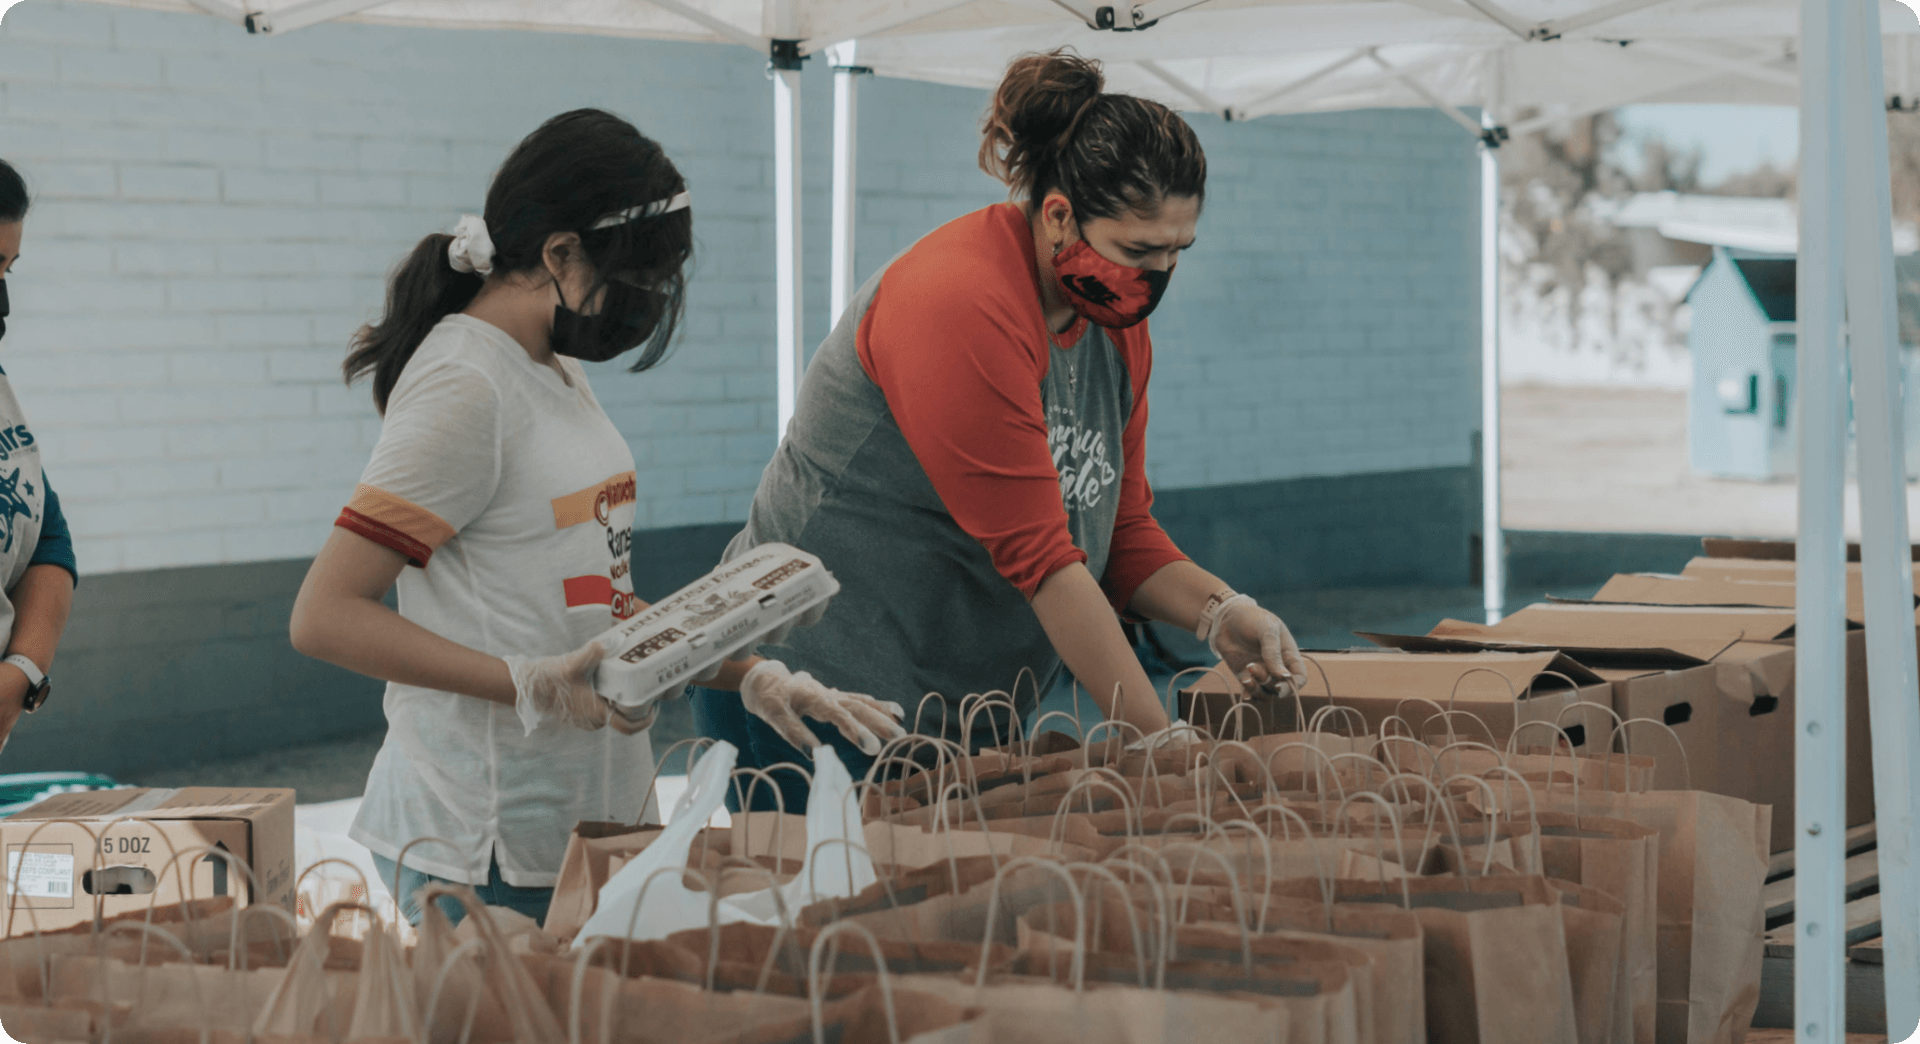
left=979, top=49, right=1207, bottom=220
left=346, top=109, right=693, bottom=413
left=347, top=235, right=484, bottom=412
left=0, top=159, right=29, bottom=222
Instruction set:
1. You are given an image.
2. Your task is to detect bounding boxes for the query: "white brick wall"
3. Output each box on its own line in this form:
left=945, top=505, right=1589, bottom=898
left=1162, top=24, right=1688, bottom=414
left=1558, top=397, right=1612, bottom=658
left=1, top=0, right=1478, bottom=575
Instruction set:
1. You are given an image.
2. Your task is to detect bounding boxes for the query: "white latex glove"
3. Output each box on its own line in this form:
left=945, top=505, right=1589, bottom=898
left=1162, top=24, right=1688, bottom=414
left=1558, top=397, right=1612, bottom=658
left=1204, top=595, right=1310, bottom=699
left=739, top=659, right=907, bottom=757
left=504, top=642, right=652, bottom=737
left=1127, top=719, right=1204, bottom=752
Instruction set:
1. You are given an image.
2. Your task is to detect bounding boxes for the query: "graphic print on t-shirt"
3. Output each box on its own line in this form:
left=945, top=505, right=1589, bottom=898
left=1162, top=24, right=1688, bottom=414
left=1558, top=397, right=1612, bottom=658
left=1047, top=408, right=1119, bottom=512
left=0, top=467, right=34, bottom=554
left=551, top=471, right=639, bottom=620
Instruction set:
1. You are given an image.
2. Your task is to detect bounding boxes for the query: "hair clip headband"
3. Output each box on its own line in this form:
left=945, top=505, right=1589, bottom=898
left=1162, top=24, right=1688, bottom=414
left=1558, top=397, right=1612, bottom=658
left=592, top=191, right=692, bottom=230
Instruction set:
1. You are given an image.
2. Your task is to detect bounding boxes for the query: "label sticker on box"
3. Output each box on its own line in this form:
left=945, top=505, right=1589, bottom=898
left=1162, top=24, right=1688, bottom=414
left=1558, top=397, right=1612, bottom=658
left=8, top=849, right=74, bottom=901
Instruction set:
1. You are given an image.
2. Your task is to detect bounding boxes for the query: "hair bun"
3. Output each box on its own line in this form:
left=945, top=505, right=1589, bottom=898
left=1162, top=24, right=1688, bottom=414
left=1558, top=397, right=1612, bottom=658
left=979, top=50, right=1105, bottom=193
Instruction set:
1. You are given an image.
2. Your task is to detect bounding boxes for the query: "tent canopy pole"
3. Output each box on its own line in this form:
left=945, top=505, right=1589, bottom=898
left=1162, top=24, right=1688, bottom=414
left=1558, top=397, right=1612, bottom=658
left=1794, top=0, right=1852, bottom=1034
left=772, top=38, right=805, bottom=439
left=1840, top=0, right=1920, bottom=1032
left=830, top=42, right=868, bottom=327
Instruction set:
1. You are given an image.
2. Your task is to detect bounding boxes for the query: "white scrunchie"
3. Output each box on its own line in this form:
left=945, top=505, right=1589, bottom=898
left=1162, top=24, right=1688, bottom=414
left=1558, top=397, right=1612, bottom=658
left=447, top=214, right=495, bottom=276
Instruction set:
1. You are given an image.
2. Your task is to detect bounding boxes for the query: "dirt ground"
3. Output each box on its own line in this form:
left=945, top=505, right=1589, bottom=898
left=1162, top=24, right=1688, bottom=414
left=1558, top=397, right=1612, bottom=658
left=1502, top=384, right=1920, bottom=540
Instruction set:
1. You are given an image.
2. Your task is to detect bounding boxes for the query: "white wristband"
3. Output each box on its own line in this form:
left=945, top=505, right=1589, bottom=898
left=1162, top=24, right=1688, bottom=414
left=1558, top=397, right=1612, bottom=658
left=3, top=653, right=43, bottom=689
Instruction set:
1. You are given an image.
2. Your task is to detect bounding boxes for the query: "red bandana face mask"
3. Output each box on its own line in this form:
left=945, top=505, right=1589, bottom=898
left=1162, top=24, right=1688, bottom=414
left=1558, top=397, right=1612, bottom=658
left=1052, top=239, right=1172, bottom=329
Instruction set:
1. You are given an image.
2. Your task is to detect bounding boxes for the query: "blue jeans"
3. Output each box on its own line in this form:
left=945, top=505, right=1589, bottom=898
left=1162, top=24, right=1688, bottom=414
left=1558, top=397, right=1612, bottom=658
left=371, top=853, right=553, bottom=928
left=690, top=687, right=878, bottom=814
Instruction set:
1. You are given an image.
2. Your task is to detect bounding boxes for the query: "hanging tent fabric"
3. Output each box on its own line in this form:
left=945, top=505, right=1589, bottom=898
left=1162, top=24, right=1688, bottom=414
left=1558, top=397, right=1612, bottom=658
left=48, top=0, right=1920, bottom=1031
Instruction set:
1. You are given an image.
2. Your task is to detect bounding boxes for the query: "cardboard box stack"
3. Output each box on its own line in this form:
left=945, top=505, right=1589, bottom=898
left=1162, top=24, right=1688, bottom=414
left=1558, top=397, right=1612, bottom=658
left=0, top=787, right=295, bottom=934
left=1183, top=647, right=1617, bottom=753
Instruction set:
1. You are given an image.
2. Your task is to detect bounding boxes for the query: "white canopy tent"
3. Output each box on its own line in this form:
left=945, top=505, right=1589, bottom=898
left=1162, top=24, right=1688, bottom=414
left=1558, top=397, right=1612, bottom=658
left=64, top=0, right=1920, bottom=1032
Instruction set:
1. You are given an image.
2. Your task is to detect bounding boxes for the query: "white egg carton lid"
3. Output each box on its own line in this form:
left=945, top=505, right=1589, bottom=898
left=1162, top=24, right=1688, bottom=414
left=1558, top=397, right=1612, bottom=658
left=591, top=542, right=839, bottom=713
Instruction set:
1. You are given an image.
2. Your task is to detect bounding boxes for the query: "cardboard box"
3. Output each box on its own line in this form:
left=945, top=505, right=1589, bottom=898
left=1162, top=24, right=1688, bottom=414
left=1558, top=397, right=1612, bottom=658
left=1699, top=536, right=1916, bottom=561
left=0, top=787, right=295, bottom=936
left=1179, top=647, right=1617, bottom=753
left=1675, top=559, right=1920, bottom=622
left=1417, top=602, right=1869, bottom=852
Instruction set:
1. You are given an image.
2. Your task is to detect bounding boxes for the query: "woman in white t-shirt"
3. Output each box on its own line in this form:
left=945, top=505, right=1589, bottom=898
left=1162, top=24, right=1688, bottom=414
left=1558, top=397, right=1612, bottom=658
left=290, top=110, right=904, bottom=927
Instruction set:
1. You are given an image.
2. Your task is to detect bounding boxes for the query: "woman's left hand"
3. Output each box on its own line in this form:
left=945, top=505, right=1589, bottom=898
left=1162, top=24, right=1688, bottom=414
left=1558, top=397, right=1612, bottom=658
left=1209, top=596, right=1310, bottom=698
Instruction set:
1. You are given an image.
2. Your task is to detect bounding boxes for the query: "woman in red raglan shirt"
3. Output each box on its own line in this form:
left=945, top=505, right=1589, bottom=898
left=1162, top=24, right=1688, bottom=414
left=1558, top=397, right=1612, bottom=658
left=696, top=51, right=1312, bottom=810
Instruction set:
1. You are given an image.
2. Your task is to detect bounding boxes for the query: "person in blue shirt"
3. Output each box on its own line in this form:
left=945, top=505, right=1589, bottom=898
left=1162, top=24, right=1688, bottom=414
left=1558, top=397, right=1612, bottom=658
left=0, top=160, right=77, bottom=753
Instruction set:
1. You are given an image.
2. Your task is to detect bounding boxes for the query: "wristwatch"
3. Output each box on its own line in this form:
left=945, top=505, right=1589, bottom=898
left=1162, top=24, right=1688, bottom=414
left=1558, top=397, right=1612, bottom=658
left=4, top=654, right=49, bottom=712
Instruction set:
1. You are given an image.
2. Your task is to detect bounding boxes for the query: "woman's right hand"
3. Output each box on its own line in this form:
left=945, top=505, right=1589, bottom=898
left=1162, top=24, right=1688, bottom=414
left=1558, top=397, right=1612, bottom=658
left=505, top=641, right=653, bottom=736
left=739, top=659, right=906, bottom=757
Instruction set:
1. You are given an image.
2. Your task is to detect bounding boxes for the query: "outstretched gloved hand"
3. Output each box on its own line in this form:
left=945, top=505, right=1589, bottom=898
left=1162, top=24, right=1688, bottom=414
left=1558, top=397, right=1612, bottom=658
left=505, top=642, right=656, bottom=736
left=1204, top=594, right=1311, bottom=699
left=740, top=659, right=907, bottom=757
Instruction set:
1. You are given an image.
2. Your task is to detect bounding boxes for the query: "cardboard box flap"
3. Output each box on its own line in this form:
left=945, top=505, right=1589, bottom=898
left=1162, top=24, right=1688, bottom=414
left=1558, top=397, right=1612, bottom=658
left=1360, top=627, right=1708, bottom=669
left=1438, top=602, right=1813, bottom=660
left=1678, top=559, right=1920, bottom=623
left=4, top=788, right=156, bottom=822
left=1296, top=649, right=1604, bottom=703
left=1700, top=537, right=1917, bottom=562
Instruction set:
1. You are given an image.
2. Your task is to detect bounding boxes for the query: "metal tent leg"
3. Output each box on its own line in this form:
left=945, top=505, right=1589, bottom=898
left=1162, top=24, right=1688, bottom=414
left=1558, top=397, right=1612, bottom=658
left=773, top=63, right=805, bottom=439
left=1841, top=0, right=1920, bottom=1034
left=1795, top=0, right=1852, bottom=1035
left=1480, top=116, right=1505, bottom=625
left=829, top=44, right=866, bottom=327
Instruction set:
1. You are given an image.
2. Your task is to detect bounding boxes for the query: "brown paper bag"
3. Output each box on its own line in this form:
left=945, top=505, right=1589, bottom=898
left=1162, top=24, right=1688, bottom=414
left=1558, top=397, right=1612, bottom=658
left=1277, top=873, right=1578, bottom=1044
left=1518, top=788, right=1768, bottom=1044
left=1545, top=877, right=1628, bottom=1044
left=1534, top=812, right=1660, bottom=1044
left=893, top=970, right=1295, bottom=1044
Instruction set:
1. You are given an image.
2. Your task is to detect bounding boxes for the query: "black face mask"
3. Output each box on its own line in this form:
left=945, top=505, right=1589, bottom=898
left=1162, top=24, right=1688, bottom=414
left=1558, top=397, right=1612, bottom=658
left=0, top=279, right=9, bottom=344
left=549, top=276, right=667, bottom=363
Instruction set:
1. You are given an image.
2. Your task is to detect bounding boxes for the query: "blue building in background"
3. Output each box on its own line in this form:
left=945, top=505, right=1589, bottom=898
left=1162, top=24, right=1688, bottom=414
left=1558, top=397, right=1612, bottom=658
left=1686, top=246, right=1920, bottom=480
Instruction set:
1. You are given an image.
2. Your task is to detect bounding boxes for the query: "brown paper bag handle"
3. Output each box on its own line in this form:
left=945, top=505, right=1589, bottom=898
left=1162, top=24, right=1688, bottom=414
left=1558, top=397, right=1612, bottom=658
left=1088, top=857, right=1174, bottom=985
left=1420, top=710, right=1501, bottom=749
left=729, top=767, right=795, bottom=866
left=1330, top=791, right=1413, bottom=913
left=1465, top=765, right=1547, bottom=870
left=1154, top=842, right=1254, bottom=973
left=1081, top=718, right=1145, bottom=773
left=1449, top=667, right=1518, bottom=708
left=1207, top=738, right=1276, bottom=798
left=1309, top=705, right=1369, bottom=739
left=809, top=920, right=903, bottom=1044
left=1390, top=696, right=1460, bottom=746
left=1376, top=733, right=1438, bottom=778
left=1265, top=741, right=1350, bottom=807
left=1611, top=717, right=1693, bottom=791
left=422, top=934, right=489, bottom=1044
left=921, top=775, right=1007, bottom=879
left=1050, top=775, right=1139, bottom=847
left=959, top=693, right=1023, bottom=767
left=1549, top=700, right=1634, bottom=790
left=1509, top=721, right=1588, bottom=822
left=389, top=837, right=476, bottom=921
left=1059, top=861, right=1153, bottom=987
left=1238, top=802, right=1325, bottom=930
left=1374, top=775, right=1459, bottom=882
left=148, top=842, right=262, bottom=969
left=1189, top=754, right=1256, bottom=824
left=909, top=691, right=948, bottom=739
left=97, top=919, right=211, bottom=1044
left=1436, top=773, right=1519, bottom=876
left=638, top=737, right=718, bottom=827
left=232, top=902, right=300, bottom=971
left=1426, top=739, right=1506, bottom=783
left=974, top=856, right=1088, bottom=994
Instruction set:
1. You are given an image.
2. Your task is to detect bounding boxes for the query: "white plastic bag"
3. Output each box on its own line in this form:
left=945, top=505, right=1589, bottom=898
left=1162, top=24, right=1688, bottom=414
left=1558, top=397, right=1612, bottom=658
left=572, top=741, right=877, bottom=945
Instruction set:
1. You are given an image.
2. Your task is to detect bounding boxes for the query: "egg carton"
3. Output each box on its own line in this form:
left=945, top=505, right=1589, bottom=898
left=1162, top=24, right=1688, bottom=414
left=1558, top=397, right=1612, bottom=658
left=591, top=543, right=839, bottom=713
